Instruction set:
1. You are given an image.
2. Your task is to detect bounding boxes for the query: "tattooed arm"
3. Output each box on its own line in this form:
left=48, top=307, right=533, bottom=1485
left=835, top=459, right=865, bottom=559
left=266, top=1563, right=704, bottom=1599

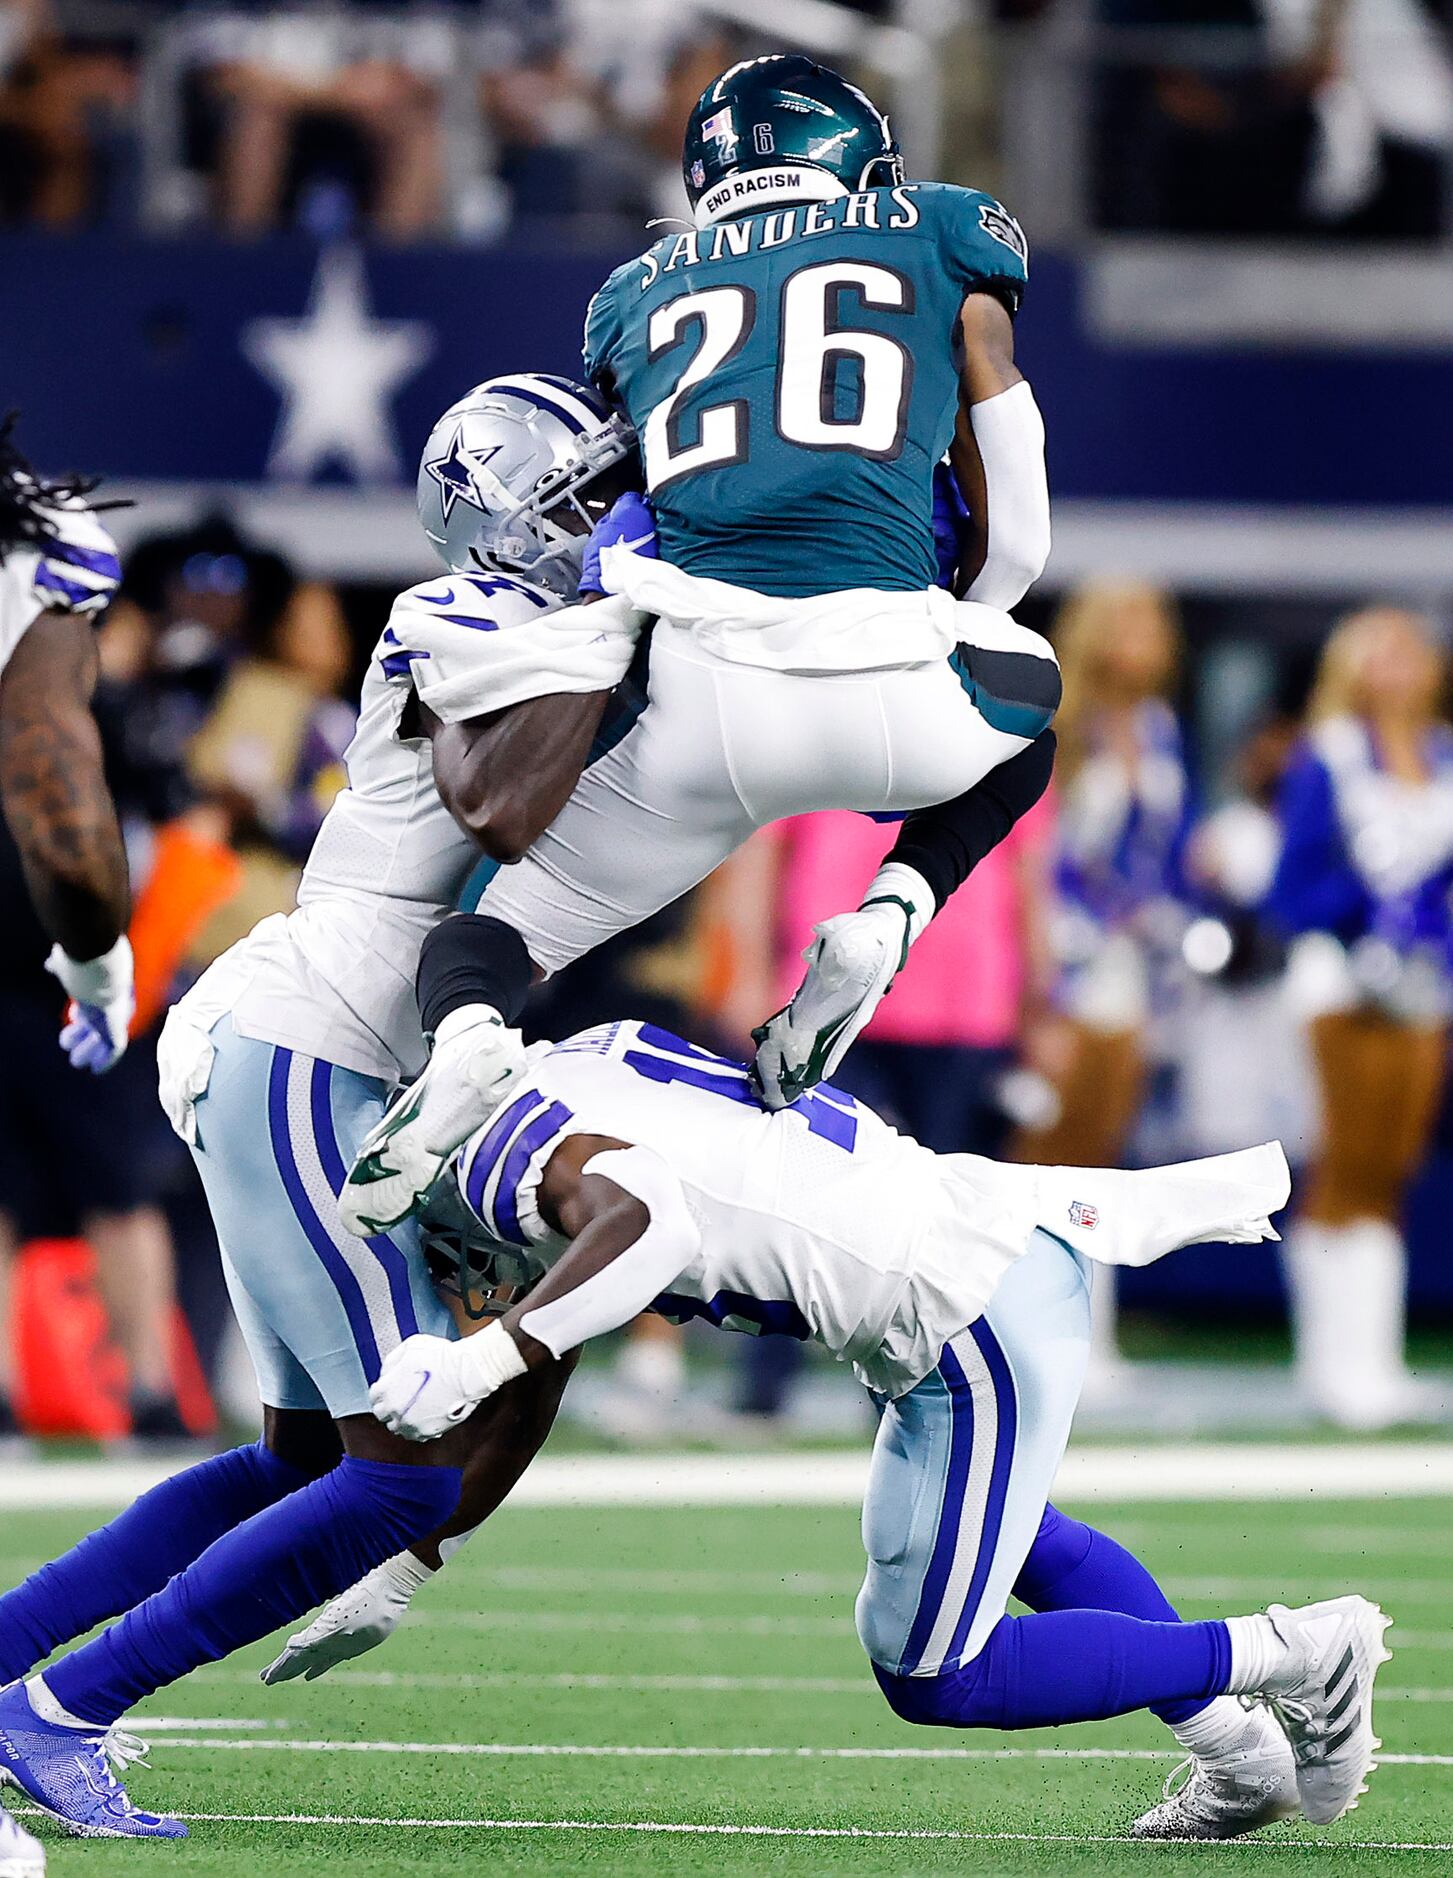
left=0, top=607, right=129, bottom=958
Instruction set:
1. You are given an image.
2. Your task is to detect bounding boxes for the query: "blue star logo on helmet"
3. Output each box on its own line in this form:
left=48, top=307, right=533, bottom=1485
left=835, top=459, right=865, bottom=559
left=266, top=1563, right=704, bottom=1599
left=424, top=425, right=497, bottom=524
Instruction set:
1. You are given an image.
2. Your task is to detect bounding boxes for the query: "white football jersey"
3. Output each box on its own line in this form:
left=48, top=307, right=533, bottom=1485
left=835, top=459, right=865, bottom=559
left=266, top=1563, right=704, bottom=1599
left=174, top=573, right=640, bottom=1083
left=453, top=1020, right=1038, bottom=1396
left=0, top=550, right=45, bottom=682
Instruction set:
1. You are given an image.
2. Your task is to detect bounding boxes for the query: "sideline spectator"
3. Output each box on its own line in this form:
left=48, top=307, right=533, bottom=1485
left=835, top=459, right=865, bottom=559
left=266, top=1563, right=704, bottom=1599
left=479, top=0, right=736, bottom=226
left=104, top=514, right=355, bottom=961
left=0, top=0, right=135, bottom=225
left=191, top=4, right=456, bottom=237
left=1010, top=579, right=1192, bottom=1384
left=1268, top=606, right=1453, bottom=1428
left=1096, top=0, right=1453, bottom=237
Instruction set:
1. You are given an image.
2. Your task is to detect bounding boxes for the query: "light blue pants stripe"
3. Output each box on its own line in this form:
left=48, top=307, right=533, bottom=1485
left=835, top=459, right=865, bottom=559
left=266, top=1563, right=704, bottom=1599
left=856, top=1229, right=1092, bottom=1677
left=190, top=1020, right=454, bottom=1419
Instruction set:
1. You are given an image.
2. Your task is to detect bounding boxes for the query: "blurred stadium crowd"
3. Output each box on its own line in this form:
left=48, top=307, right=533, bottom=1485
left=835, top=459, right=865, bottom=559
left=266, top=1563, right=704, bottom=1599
left=1, top=1, right=1450, bottom=241
left=2, top=0, right=1452, bottom=1448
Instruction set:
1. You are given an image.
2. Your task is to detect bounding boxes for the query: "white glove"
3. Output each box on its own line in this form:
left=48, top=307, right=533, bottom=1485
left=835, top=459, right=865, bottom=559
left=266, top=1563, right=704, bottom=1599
left=46, top=935, right=134, bottom=1073
left=369, top=1323, right=527, bottom=1442
left=31, top=498, right=122, bottom=618
left=261, top=1551, right=434, bottom=1684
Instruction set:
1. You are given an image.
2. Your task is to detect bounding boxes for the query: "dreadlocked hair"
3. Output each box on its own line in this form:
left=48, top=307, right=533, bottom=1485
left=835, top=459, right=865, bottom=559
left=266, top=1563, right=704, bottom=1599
left=0, top=412, right=124, bottom=564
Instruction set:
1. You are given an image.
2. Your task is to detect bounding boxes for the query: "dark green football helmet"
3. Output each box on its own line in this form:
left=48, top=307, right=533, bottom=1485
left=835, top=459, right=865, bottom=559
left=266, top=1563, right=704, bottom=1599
left=683, top=54, right=903, bottom=229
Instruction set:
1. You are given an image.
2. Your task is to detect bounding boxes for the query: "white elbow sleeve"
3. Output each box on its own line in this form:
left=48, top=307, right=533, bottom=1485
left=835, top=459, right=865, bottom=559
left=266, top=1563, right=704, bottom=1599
left=965, top=380, right=1051, bottom=610
left=517, top=1145, right=700, bottom=1358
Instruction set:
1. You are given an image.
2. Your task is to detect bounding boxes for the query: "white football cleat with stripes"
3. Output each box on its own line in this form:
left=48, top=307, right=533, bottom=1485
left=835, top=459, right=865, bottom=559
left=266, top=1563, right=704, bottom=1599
left=1129, top=1704, right=1297, bottom=1840
left=1257, top=1596, right=1393, bottom=1825
left=340, top=1006, right=526, bottom=1236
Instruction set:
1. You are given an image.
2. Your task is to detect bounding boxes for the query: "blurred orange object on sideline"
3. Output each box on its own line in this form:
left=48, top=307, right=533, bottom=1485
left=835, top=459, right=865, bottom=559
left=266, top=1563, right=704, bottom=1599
left=13, top=1239, right=216, bottom=1438
left=128, top=818, right=243, bottom=1037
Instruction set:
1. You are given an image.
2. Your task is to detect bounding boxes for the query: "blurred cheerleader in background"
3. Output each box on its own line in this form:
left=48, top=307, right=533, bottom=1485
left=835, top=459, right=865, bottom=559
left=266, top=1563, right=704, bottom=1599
left=1010, top=580, right=1193, bottom=1382
left=1268, top=607, right=1453, bottom=1429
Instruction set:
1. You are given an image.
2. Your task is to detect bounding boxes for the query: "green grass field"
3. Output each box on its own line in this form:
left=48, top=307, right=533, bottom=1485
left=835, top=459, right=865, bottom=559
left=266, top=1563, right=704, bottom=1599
left=6, top=1493, right=1451, bottom=1876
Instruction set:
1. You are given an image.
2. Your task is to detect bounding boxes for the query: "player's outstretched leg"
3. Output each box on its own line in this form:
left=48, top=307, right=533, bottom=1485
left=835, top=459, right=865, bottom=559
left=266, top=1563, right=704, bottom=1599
left=341, top=915, right=533, bottom=1234
left=0, top=1442, right=309, bottom=1686
left=1015, top=1504, right=1296, bottom=1840
left=0, top=1454, right=460, bottom=1836
left=874, top=1594, right=1391, bottom=1827
left=0, top=1805, right=44, bottom=1875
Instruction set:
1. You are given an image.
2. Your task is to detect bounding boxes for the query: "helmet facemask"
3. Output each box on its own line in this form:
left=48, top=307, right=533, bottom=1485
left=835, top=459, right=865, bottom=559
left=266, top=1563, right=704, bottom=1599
left=475, top=413, right=637, bottom=597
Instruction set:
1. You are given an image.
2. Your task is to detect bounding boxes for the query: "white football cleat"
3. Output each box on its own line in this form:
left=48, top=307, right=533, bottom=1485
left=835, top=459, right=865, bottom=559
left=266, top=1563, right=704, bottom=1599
left=752, top=903, right=909, bottom=1110
left=1257, top=1596, right=1393, bottom=1825
left=339, top=1005, right=527, bottom=1236
left=1130, top=1704, right=1298, bottom=1840
left=0, top=1806, right=44, bottom=1878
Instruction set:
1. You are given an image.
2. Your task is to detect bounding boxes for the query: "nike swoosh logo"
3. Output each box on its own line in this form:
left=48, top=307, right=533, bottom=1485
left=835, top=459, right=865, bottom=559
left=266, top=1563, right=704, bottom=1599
left=422, top=586, right=457, bottom=607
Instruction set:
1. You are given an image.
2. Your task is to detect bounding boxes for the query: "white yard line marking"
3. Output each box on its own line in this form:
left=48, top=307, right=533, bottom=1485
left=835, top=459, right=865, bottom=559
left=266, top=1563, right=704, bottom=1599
left=130, top=1717, right=285, bottom=1732
left=129, top=1737, right=1453, bottom=1766
left=7, top=1444, right=1453, bottom=1510
left=13, top=1807, right=1451, bottom=1851
left=453, top=1564, right=856, bottom=1597
left=205, top=1665, right=1453, bottom=1702
left=224, top=1669, right=875, bottom=1696
left=1166, top=1579, right=1451, bottom=1604
left=402, top=1608, right=848, bottom=1636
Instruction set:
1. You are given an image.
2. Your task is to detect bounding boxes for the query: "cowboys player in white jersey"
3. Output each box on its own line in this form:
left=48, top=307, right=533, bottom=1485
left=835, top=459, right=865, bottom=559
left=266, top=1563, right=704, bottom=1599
left=363, top=1022, right=1389, bottom=1843
left=0, top=421, right=128, bottom=1878
left=0, top=420, right=132, bottom=1077
left=0, top=377, right=653, bottom=1841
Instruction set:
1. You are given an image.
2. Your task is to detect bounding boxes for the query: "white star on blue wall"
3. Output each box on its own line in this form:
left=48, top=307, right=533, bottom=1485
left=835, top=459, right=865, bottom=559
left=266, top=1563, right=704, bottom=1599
left=243, top=246, right=433, bottom=483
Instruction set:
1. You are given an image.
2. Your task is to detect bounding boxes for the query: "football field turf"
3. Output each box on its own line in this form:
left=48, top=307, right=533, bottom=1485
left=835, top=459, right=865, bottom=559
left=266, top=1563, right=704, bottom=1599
left=5, top=1491, right=1452, bottom=1876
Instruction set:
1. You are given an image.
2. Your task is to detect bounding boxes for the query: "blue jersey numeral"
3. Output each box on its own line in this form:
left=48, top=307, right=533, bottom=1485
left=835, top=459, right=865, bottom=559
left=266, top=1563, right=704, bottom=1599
left=623, top=1024, right=858, bottom=1151
left=653, top=1288, right=810, bottom=1341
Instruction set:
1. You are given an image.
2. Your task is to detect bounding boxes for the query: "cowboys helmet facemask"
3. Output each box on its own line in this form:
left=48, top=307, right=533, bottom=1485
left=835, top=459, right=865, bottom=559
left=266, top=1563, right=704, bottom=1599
left=683, top=53, right=903, bottom=230
left=417, top=374, right=637, bottom=598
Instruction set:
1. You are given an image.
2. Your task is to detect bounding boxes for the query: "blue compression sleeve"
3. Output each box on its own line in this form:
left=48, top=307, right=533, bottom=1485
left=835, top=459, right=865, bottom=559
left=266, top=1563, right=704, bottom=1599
left=0, top=1442, right=306, bottom=1683
left=44, top=1456, right=460, bottom=1728
left=876, top=1608, right=1232, bottom=1730
left=1013, top=1503, right=1210, bottom=1725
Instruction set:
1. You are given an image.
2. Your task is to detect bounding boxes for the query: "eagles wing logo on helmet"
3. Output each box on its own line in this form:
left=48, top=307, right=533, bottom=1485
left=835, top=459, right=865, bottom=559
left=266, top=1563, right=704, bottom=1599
left=683, top=54, right=902, bottom=229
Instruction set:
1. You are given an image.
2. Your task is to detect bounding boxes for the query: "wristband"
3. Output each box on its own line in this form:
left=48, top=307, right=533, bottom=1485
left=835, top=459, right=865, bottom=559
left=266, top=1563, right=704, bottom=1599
left=457, top=1319, right=528, bottom=1403
left=383, top=1550, right=437, bottom=1593
left=45, top=934, right=134, bottom=1007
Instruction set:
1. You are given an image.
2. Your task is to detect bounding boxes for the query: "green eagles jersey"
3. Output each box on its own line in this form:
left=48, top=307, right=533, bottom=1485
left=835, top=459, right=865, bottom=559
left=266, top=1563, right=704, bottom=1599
left=583, top=182, right=1029, bottom=600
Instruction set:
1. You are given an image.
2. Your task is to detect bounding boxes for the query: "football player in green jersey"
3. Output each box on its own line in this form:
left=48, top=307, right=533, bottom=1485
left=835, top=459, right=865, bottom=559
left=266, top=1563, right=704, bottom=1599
left=345, top=56, right=1060, bottom=1227
left=586, top=54, right=1047, bottom=609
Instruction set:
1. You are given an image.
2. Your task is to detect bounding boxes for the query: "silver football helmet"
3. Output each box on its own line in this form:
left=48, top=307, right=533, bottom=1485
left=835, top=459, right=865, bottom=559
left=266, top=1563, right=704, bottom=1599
left=417, top=374, right=635, bottom=597
left=416, top=1170, right=548, bottom=1322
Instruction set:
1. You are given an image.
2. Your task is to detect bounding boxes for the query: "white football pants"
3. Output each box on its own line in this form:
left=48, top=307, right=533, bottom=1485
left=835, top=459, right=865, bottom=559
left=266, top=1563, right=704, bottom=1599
left=474, top=620, right=1042, bottom=977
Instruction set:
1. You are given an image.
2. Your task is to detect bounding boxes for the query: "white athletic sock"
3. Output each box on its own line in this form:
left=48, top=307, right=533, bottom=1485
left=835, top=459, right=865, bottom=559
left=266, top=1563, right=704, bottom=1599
left=1169, top=1695, right=1255, bottom=1758
left=1223, top=1614, right=1288, bottom=1694
left=28, top=1673, right=95, bottom=1733
left=861, top=862, right=933, bottom=945
left=433, top=1002, right=504, bottom=1047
